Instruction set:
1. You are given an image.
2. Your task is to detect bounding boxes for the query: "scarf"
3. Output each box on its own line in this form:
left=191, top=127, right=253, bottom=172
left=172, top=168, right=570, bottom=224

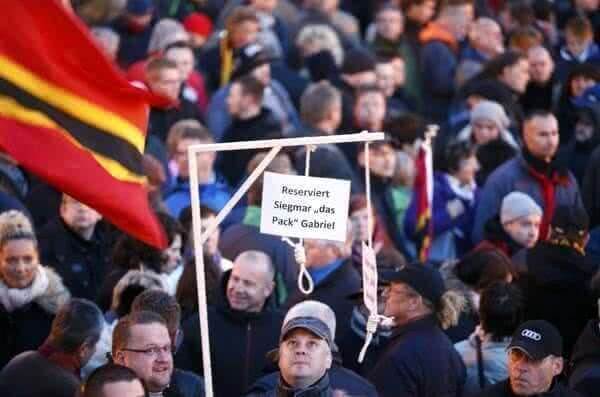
left=522, top=150, right=570, bottom=240
left=38, top=341, right=81, bottom=379
left=446, top=174, right=477, bottom=202
left=0, top=266, right=49, bottom=312
left=219, top=33, right=233, bottom=87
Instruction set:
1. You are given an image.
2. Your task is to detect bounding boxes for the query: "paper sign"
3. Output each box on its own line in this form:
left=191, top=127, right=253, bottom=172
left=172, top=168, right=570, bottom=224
left=260, top=172, right=351, bottom=241
left=361, top=242, right=378, bottom=314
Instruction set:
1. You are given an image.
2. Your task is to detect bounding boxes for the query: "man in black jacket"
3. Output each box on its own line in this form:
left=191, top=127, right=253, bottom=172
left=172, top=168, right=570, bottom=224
left=38, top=194, right=112, bottom=301
left=368, top=264, right=466, bottom=397
left=175, top=250, right=283, bottom=396
left=0, top=299, right=104, bottom=397
left=218, top=74, right=282, bottom=187
left=477, top=320, right=581, bottom=396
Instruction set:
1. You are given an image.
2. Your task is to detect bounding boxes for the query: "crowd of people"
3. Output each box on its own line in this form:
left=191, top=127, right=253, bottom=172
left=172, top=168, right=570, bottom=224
left=3, top=0, right=600, bottom=396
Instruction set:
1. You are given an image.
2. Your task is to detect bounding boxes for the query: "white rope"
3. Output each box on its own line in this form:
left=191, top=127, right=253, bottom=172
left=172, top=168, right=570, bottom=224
left=358, top=136, right=379, bottom=363
left=281, top=144, right=317, bottom=295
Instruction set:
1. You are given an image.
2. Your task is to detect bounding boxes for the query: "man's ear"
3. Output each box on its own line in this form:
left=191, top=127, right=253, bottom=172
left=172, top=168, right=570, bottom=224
left=325, top=350, right=333, bottom=369
left=357, top=150, right=365, bottom=167
left=114, top=350, right=126, bottom=365
left=551, top=356, right=564, bottom=377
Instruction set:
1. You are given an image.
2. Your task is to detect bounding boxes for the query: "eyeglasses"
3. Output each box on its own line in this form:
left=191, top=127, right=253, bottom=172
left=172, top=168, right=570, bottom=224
left=121, top=345, right=172, bottom=357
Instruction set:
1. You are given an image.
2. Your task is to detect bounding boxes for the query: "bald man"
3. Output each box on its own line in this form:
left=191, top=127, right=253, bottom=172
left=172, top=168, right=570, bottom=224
left=176, top=250, right=284, bottom=397
left=457, top=18, right=505, bottom=86
left=522, top=46, right=557, bottom=112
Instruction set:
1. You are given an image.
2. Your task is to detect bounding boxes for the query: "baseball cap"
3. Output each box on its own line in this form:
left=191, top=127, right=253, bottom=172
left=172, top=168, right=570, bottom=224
left=381, top=263, right=446, bottom=308
left=508, top=320, right=563, bottom=360
left=231, top=43, right=276, bottom=81
left=280, top=301, right=336, bottom=350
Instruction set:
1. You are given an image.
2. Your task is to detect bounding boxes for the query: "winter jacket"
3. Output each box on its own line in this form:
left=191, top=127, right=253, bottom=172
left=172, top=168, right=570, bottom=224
left=476, top=378, right=582, bottom=396
left=520, top=242, right=598, bottom=358
left=148, top=98, right=203, bottom=143
left=175, top=273, right=283, bottom=397
left=38, top=218, right=112, bottom=301
left=206, top=80, right=300, bottom=141
left=455, top=333, right=511, bottom=397
left=168, top=368, right=205, bottom=397
left=113, top=17, right=156, bottom=68
left=419, top=22, right=459, bottom=122
left=284, top=259, right=361, bottom=344
left=569, top=320, right=600, bottom=397
left=368, top=315, right=467, bottom=397
left=0, top=267, right=70, bottom=369
left=163, top=175, right=232, bottom=219
left=218, top=108, right=282, bottom=187
left=555, top=44, right=600, bottom=82
left=472, top=154, right=584, bottom=244
left=0, top=351, right=79, bottom=397
left=245, top=366, right=378, bottom=397
left=263, top=374, right=333, bottom=397
left=405, top=172, right=479, bottom=263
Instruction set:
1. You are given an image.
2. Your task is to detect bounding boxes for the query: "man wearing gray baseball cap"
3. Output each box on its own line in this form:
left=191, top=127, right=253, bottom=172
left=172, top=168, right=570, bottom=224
left=476, top=320, right=582, bottom=396
left=266, top=300, right=336, bottom=396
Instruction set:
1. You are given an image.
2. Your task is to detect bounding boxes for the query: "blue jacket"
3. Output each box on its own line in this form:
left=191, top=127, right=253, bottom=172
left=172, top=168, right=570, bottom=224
left=163, top=176, right=231, bottom=219
left=420, top=40, right=458, bottom=123
left=368, top=315, right=466, bottom=397
left=556, top=43, right=600, bottom=81
left=471, top=155, right=583, bottom=243
left=405, top=172, right=479, bottom=262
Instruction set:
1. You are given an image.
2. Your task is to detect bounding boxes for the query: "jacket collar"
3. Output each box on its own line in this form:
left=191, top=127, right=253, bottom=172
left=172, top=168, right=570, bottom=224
left=391, top=314, right=439, bottom=339
left=275, top=373, right=332, bottom=397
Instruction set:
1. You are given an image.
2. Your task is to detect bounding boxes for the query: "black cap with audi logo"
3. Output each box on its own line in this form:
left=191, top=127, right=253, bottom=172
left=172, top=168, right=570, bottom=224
left=507, top=320, right=563, bottom=360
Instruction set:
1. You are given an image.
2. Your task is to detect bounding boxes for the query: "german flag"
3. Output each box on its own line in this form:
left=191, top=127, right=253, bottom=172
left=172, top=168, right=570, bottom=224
left=0, top=0, right=167, bottom=248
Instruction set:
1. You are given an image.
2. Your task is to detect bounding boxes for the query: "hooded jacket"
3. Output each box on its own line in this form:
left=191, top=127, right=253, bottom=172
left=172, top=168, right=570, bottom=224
left=569, top=320, right=600, bottom=397
left=557, top=103, right=600, bottom=185
left=0, top=267, right=70, bottom=368
left=175, top=271, right=284, bottom=397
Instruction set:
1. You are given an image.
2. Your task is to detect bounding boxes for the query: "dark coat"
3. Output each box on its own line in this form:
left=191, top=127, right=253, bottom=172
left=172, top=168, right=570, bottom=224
left=262, top=374, right=334, bottom=397
left=521, top=242, right=598, bottom=358
left=167, top=368, right=205, bottom=397
left=175, top=275, right=283, bottom=397
left=476, top=379, right=582, bottom=396
left=38, top=218, right=112, bottom=301
left=218, top=108, right=282, bottom=187
left=0, top=351, right=79, bottom=397
left=113, top=17, right=156, bottom=68
left=569, top=320, right=600, bottom=397
left=368, top=315, right=466, bottom=397
left=284, top=259, right=362, bottom=344
left=148, top=99, right=203, bottom=143
left=0, top=268, right=70, bottom=369
left=245, top=366, right=378, bottom=397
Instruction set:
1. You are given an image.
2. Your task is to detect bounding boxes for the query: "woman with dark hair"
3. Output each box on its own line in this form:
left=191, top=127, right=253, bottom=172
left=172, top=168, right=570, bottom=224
left=405, top=140, right=480, bottom=263
left=0, top=210, right=70, bottom=368
left=97, top=212, right=182, bottom=311
left=175, top=254, right=222, bottom=323
left=441, top=247, right=517, bottom=343
left=555, top=63, right=600, bottom=143
left=454, top=282, right=523, bottom=396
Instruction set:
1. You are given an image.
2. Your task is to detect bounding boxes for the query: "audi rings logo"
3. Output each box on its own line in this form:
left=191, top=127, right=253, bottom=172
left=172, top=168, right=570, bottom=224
left=521, top=329, right=542, bottom=341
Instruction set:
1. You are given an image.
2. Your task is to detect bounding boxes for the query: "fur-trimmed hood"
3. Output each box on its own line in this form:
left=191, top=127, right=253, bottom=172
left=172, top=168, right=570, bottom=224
left=0, top=266, right=70, bottom=314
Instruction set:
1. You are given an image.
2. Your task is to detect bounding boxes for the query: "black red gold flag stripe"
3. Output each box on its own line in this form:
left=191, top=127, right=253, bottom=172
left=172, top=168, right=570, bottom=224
left=0, top=0, right=167, bottom=248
